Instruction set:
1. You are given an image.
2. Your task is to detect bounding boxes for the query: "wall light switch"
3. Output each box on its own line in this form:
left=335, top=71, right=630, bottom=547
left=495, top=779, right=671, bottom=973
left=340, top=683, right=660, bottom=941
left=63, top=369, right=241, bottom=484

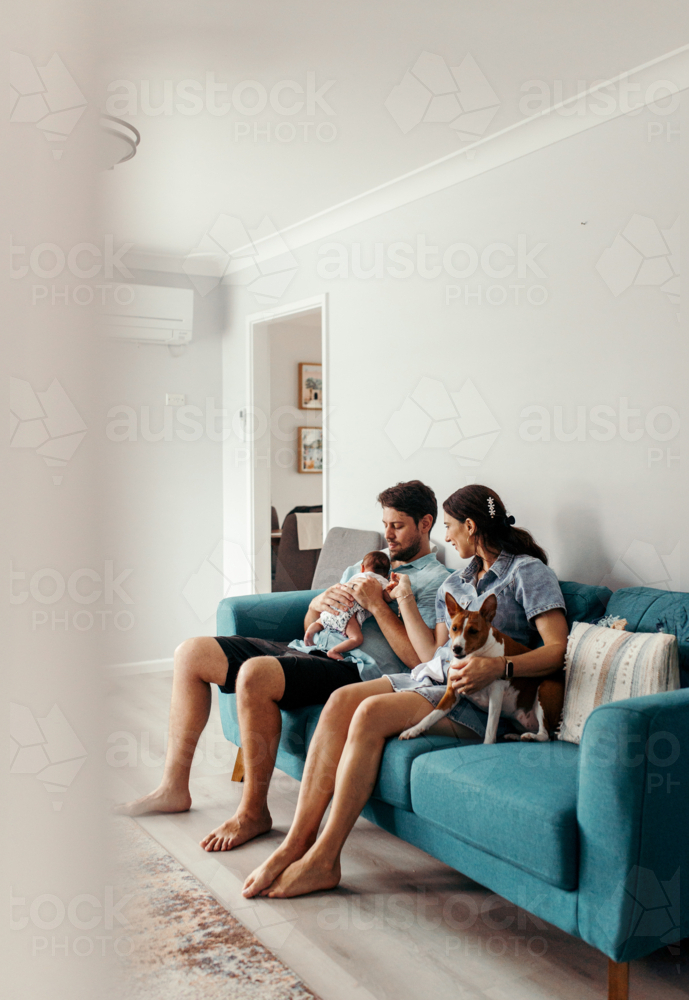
left=166, top=394, right=185, bottom=406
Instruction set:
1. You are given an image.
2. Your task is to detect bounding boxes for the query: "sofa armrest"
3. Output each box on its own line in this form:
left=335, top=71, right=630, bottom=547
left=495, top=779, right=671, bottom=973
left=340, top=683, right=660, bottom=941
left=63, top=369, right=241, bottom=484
left=216, top=590, right=324, bottom=643
left=576, top=688, right=689, bottom=962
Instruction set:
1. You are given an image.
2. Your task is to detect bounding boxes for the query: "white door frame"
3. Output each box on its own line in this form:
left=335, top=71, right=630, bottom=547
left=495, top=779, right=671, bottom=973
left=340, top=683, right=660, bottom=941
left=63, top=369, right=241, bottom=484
left=245, top=293, right=328, bottom=594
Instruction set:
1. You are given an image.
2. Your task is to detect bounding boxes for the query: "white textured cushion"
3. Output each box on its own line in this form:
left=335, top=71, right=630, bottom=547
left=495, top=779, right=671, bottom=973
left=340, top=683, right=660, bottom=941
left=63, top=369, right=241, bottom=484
left=558, top=622, right=680, bottom=744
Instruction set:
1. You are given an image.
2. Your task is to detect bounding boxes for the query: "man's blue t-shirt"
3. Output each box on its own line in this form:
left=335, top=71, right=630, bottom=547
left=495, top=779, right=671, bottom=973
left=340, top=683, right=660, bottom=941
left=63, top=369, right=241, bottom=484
left=289, top=551, right=450, bottom=680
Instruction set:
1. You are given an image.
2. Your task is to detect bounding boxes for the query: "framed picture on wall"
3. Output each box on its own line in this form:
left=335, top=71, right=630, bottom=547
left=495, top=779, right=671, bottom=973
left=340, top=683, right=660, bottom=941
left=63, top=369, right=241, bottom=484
left=298, top=427, right=323, bottom=473
left=298, top=363, right=322, bottom=409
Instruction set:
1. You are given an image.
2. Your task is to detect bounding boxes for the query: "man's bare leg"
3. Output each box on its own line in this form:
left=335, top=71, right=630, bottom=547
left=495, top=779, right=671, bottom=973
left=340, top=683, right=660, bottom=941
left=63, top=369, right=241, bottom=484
left=242, top=678, right=390, bottom=897
left=114, top=637, right=228, bottom=817
left=200, top=655, right=285, bottom=851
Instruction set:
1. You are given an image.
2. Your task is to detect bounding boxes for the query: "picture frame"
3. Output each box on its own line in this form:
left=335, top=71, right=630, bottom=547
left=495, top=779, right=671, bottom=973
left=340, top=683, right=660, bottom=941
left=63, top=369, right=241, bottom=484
left=298, top=362, right=322, bottom=410
left=297, top=427, right=323, bottom=474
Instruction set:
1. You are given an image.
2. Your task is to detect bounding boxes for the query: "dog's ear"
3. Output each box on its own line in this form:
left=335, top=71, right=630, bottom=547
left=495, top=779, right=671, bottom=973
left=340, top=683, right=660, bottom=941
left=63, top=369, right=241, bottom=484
left=480, top=593, right=498, bottom=622
left=445, top=592, right=460, bottom=617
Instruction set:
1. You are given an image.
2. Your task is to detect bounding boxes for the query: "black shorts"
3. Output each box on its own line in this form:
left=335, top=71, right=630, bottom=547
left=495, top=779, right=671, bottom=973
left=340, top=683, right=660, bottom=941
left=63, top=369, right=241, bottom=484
left=214, top=636, right=361, bottom=711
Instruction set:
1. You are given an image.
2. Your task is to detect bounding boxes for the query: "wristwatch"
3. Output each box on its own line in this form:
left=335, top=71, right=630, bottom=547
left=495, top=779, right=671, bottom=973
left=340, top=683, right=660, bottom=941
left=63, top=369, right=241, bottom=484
left=503, top=658, right=514, bottom=680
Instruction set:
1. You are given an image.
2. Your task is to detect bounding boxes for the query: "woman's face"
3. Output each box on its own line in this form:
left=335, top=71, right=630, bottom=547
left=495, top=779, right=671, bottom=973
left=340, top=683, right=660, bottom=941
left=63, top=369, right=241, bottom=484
left=444, top=513, right=475, bottom=559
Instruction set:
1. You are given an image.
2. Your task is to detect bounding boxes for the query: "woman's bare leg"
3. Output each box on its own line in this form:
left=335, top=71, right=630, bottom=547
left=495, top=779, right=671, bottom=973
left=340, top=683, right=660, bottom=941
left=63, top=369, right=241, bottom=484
left=242, top=677, right=391, bottom=897
left=265, top=691, right=445, bottom=898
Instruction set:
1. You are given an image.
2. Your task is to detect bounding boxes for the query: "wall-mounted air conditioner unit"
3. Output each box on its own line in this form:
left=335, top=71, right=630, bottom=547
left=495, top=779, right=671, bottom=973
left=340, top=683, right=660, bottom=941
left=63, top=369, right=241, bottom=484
left=104, top=284, right=194, bottom=345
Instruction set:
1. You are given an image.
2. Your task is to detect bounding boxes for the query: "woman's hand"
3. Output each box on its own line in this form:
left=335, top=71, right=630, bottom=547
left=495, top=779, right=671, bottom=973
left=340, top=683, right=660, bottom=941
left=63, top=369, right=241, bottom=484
left=387, top=572, right=412, bottom=603
left=448, top=656, right=504, bottom=696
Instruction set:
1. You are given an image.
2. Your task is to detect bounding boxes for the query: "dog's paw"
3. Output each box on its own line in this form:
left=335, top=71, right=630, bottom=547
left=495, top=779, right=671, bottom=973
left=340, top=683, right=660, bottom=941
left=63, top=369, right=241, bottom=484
left=399, top=728, right=417, bottom=740
left=520, top=732, right=550, bottom=742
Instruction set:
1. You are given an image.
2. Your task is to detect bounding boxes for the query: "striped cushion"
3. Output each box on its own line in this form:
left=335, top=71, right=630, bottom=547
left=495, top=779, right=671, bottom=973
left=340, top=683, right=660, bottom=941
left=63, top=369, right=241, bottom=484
left=558, top=622, right=680, bottom=744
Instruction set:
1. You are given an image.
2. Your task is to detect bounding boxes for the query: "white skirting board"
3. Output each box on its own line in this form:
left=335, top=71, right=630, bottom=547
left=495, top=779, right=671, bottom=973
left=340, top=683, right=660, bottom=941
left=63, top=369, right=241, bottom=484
left=104, top=658, right=174, bottom=676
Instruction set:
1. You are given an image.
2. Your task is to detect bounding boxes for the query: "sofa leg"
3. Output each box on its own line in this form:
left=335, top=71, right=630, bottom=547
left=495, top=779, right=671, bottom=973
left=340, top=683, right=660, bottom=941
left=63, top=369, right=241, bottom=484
left=231, top=747, right=245, bottom=782
left=608, top=959, right=629, bottom=1000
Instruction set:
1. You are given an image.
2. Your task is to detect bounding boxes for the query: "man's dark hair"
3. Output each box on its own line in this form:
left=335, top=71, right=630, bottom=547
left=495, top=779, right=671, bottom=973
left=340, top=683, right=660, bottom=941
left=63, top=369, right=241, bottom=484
left=376, top=480, right=438, bottom=530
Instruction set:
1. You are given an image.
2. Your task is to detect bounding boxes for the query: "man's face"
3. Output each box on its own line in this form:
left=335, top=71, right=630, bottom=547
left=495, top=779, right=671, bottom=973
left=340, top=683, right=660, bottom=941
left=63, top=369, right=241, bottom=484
left=382, top=507, right=424, bottom=564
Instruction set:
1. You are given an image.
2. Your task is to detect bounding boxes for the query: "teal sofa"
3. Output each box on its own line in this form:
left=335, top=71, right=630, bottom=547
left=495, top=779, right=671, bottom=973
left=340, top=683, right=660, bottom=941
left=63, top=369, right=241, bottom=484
left=217, top=582, right=689, bottom=999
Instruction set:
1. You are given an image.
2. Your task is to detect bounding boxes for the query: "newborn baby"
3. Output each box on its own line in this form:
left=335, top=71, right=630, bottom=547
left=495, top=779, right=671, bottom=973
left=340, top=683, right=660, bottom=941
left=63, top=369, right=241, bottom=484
left=305, top=550, right=392, bottom=660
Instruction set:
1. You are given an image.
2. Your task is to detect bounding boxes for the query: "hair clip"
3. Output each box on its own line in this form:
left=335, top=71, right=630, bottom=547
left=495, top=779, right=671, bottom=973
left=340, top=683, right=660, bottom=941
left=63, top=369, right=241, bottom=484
left=487, top=496, right=497, bottom=518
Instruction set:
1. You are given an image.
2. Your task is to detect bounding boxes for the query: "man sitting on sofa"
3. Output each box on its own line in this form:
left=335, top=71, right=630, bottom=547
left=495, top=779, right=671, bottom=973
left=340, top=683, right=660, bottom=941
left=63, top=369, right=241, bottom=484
left=116, top=479, right=450, bottom=852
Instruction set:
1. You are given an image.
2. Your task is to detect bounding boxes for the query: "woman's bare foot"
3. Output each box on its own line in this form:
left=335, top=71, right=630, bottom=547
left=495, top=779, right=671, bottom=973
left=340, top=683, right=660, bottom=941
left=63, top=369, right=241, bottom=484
left=114, top=786, right=192, bottom=817
left=266, top=847, right=341, bottom=898
left=199, top=807, right=272, bottom=852
left=242, top=835, right=315, bottom=897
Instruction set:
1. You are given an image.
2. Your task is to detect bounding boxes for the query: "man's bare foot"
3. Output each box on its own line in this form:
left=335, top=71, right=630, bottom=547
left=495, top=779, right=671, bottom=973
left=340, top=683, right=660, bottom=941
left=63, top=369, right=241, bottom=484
left=114, top=786, right=192, bottom=817
left=200, top=808, right=272, bottom=852
left=266, top=848, right=341, bottom=898
left=327, top=650, right=344, bottom=660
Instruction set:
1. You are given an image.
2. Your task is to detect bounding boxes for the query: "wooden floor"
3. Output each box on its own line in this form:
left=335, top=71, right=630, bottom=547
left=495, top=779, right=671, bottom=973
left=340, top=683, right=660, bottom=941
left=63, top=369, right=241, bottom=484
left=106, top=671, right=688, bottom=1000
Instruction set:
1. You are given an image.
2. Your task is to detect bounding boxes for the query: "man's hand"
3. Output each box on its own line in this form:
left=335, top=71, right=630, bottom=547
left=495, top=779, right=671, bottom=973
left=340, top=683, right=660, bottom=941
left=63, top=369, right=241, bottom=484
left=349, top=576, right=386, bottom=611
left=309, top=584, right=354, bottom=616
left=448, top=656, right=504, bottom=696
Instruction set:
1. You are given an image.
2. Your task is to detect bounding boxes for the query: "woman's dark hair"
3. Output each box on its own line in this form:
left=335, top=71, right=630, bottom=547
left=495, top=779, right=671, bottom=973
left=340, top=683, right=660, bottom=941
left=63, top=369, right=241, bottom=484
left=377, top=480, right=438, bottom=529
left=442, top=484, right=548, bottom=564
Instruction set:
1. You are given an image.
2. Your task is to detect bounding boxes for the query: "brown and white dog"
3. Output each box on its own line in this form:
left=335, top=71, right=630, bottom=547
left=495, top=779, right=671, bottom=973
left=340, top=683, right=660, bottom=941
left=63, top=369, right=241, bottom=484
left=399, top=592, right=565, bottom=744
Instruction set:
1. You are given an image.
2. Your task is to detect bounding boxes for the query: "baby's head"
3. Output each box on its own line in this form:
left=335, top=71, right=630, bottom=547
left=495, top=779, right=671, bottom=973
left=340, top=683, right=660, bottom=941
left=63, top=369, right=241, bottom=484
left=361, top=550, right=391, bottom=578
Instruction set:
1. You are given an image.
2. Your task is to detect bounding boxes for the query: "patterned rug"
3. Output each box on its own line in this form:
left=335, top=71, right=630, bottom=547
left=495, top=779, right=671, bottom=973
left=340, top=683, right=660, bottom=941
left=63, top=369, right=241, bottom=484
left=112, top=819, right=319, bottom=1000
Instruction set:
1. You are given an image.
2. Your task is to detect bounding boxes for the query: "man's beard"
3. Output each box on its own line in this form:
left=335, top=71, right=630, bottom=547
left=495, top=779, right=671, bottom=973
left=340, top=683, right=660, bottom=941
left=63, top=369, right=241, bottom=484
left=390, top=534, right=422, bottom=564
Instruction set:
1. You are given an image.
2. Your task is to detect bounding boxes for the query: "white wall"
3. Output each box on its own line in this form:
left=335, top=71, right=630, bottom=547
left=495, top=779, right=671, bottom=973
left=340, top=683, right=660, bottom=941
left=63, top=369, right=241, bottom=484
left=221, top=93, right=687, bottom=594
left=101, top=271, right=225, bottom=661
left=269, top=318, right=322, bottom=525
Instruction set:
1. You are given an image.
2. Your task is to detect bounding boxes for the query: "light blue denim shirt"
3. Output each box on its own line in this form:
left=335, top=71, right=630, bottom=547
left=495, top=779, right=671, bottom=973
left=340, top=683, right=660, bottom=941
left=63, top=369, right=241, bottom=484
left=435, top=551, right=566, bottom=649
left=289, top=550, right=450, bottom=680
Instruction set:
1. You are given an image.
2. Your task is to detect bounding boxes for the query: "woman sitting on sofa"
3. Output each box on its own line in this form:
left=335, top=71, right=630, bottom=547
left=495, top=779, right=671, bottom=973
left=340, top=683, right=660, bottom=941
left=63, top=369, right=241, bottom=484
left=242, top=483, right=569, bottom=899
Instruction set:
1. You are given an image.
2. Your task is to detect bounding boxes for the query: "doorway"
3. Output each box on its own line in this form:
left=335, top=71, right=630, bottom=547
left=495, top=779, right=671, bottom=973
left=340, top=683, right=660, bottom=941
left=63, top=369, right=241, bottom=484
left=246, top=295, right=328, bottom=595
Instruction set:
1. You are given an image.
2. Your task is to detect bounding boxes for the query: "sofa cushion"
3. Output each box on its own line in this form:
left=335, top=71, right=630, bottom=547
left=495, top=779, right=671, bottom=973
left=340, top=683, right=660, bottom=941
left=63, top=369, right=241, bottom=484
left=559, top=580, right=611, bottom=628
left=410, top=740, right=581, bottom=890
left=605, top=586, right=689, bottom=687
left=372, top=734, right=471, bottom=811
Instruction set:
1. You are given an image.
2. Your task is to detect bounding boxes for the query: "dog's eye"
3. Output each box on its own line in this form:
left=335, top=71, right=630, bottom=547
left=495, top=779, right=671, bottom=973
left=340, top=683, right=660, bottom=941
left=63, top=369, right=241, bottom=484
left=467, top=627, right=477, bottom=634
